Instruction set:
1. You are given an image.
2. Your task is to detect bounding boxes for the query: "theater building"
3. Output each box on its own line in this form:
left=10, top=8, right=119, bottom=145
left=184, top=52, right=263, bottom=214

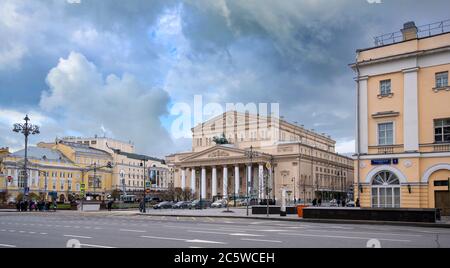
left=166, top=111, right=354, bottom=203
left=352, top=21, right=450, bottom=214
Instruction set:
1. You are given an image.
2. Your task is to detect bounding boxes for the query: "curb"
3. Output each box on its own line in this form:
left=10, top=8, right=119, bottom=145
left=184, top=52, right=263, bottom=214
left=136, top=213, right=450, bottom=228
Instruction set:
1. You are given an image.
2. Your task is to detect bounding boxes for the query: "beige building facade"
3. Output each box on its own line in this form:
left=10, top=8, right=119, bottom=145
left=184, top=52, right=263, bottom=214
left=167, top=111, right=354, bottom=203
left=61, top=137, right=172, bottom=193
left=352, top=21, right=450, bottom=213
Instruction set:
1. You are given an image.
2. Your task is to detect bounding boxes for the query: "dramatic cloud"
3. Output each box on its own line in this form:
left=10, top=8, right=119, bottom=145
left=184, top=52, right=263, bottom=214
left=40, top=52, right=172, bottom=156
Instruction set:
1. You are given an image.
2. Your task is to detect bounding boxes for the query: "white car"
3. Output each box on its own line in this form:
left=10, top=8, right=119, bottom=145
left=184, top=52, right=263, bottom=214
left=211, top=199, right=227, bottom=208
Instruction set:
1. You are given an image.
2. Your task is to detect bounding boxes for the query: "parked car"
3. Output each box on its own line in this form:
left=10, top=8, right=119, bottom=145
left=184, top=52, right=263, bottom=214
left=329, top=199, right=338, bottom=207
left=227, top=198, right=248, bottom=207
left=172, top=201, right=191, bottom=209
left=346, top=201, right=356, bottom=207
left=211, top=199, right=227, bottom=208
left=153, top=201, right=174, bottom=209
left=188, top=200, right=212, bottom=209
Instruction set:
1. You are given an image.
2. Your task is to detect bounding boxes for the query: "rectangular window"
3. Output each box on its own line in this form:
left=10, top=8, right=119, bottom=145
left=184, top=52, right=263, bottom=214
left=436, top=72, right=449, bottom=88
left=434, top=118, right=450, bottom=143
left=378, top=122, right=394, bottom=145
left=380, top=80, right=391, bottom=96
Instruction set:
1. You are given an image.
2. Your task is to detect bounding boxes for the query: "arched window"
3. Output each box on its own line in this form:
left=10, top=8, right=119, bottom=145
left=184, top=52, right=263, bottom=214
left=371, top=171, right=400, bottom=208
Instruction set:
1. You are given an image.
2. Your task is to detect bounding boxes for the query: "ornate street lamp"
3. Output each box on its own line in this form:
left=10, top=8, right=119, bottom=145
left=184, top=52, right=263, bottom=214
left=13, top=115, right=40, bottom=201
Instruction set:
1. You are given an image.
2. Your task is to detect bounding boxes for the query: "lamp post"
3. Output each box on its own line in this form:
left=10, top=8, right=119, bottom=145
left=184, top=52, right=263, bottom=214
left=292, top=177, right=296, bottom=205
left=13, top=115, right=40, bottom=202
left=38, top=170, right=48, bottom=201
left=245, top=146, right=259, bottom=216
left=140, top=159, right=147, bottom=213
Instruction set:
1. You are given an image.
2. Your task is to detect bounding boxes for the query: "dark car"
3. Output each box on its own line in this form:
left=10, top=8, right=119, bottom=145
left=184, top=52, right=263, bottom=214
left=188, top=200, right=212, bottom=209
left=153, top=201, right=174, bottom=209
left=172, top=201, right=191, bottom=209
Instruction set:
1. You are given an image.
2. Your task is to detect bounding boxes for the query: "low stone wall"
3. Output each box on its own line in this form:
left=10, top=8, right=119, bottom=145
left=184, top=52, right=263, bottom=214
left=303, top=207, right=437, bottom=223
left=252, top=206, right=297, bottom=215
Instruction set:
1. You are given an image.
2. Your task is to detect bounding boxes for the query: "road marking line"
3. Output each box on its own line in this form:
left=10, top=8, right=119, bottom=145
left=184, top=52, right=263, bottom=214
left=230, top=233, right=264, bottom=237
left=241, top=238, right=282, bottom=243
left=140, top=235, right=185, bottom=241
left=9, top=230, right=16, bottom=232
left=188, top=230, right=264, bottom=237
left=64, top=234, right=92, bottom=239
left=19, top=231, right=25, bottom=233
left=119, top=229, right=146, bottom=233
left=80, top=243, right=115, bottom=248
left=278, top=232, right=411, bottom=242
left=185, top=239, right=226, bottom=244
left=40, top=233, right=48, bottom=235
left=0, top=244, right=16, bottom=248
left=29, top=232, right=36, bottom=234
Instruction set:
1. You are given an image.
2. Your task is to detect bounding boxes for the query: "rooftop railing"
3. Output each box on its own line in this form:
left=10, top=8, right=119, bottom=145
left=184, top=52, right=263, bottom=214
left=374, top=19, right=450, bottom=47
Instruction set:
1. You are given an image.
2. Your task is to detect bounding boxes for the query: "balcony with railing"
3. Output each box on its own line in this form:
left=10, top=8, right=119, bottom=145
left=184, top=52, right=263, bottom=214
left=419, top=143, right=450, bottom=153
left=368, top=144, right=404, bottom=155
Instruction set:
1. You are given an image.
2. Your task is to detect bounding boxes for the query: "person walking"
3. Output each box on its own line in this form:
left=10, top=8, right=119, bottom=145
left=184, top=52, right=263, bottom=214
left=52, top=200, right=57, bottom=212
left=312, top=198, right=317, bottom=207
left=107, top=200, right=113, bottom=211
left=318, top=198, right=322, bottom=207
left=341, top=199, right=346, bottom=207
left=356, top=198, right=360, bottom=207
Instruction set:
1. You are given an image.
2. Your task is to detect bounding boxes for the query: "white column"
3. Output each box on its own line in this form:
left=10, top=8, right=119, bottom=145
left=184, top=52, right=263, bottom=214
left=247, top=165, right=252, bottom=197
left=259, top=164, right=264, bottom=200
left=201, top=167, right=206, bottom=199
left=191, top=168, right=196, bottom=194
left=212, top=167, right=217, bottom=198
left=223, top=166, right=228, bottom=199
left=234, top=165, right=240, bottom=197
left=181, top=169, right=186, bottom=190
left=403, top=67, right=419, bottom=151
left=357, top=76, right=369, bottom=154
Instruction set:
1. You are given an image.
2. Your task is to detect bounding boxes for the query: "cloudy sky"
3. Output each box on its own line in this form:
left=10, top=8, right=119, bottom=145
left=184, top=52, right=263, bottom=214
left=1, top=0, right=449, bottom=157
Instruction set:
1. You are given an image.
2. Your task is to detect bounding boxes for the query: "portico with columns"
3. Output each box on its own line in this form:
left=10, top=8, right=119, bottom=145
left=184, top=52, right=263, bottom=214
left=177, top=145, right=273, bottom=201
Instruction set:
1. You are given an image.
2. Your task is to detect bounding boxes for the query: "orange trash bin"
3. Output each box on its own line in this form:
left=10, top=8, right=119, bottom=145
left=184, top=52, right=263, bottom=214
left=297, top=205, right=308, bottom=218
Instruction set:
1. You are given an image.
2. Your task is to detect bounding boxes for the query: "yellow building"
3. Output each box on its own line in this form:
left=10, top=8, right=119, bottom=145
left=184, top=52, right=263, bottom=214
left=1, top=146, right=83, bottom=202
left=351, top=21, right=450, bottom=214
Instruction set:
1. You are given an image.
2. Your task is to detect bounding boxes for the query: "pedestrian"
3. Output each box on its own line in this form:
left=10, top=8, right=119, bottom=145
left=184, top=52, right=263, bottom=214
left=341, top=199, right=346, bottom=207
left=356, top=198, right=360, bottom=207
left=24, top=200, right=28, bottom=212
left=318, top=198, right=322, bottom=207
left=337, top=198, right=341, bottom=207
left=52, top=200, right=57, bottom=212
left=107, top=200, right=113, bottom=211
left=16, top=202, right=20, bottom=212
left=312, top=198, right=317, bottom=207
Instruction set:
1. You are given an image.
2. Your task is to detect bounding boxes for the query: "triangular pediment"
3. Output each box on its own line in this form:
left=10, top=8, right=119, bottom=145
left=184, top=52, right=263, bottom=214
left=180, top=145, right=247, bottom=162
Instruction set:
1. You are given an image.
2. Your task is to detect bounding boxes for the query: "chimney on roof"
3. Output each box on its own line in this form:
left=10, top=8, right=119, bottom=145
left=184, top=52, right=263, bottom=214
left=401, top=21, right=418, bottom=41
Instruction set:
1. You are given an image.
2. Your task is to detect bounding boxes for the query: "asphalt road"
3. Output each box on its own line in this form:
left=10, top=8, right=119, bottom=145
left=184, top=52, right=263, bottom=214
left=1, top=211, right=450, bottom=248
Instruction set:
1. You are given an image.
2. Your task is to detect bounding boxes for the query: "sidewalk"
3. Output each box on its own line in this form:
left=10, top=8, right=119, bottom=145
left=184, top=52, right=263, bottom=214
left=136, top=208, right=450, bottom=228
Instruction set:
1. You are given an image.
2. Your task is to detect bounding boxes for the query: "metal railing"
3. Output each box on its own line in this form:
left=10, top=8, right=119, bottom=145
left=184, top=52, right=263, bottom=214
left=374, top=19, right=450, bottom=47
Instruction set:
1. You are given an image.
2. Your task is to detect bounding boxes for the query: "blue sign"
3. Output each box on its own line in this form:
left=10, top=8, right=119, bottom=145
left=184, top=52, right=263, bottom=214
left=371, top=158, right=399, bottom=165
left=371, top=159, right=391, bottom=165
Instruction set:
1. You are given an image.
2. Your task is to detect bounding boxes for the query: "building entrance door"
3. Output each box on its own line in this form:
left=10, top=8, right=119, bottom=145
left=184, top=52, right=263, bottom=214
left=435, top=191, right=450, bottom=216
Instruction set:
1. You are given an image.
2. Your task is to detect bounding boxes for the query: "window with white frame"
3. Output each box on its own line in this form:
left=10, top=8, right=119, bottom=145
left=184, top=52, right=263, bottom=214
left=371, top=171, right=400, bottom=208
left=378, top=122, right=394, bottom=145
left=434, top=118, right=450, bottom=143
left=436, top=72, right=448, bottom=88
left=68, top=179, right=72, bottom=191
left=60, top=179, right=65, bottom=191
left=379, top=79, right=392, bottom=96
left=52, top=178, right=57, bottom=190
